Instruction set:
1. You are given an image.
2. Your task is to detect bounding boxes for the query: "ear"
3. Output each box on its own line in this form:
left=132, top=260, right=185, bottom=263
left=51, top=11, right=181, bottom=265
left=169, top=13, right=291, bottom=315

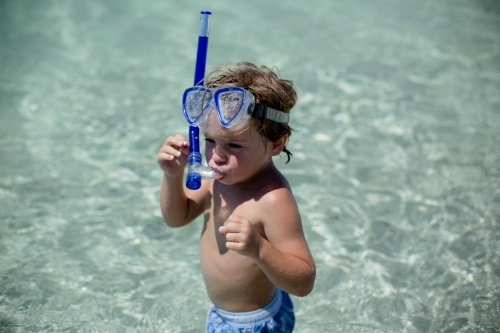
left=268, top=135, right=288, bottom=157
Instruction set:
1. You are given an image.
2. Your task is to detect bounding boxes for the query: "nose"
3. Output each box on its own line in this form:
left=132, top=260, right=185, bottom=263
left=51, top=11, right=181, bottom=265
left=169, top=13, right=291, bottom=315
left=211, top=144, right=227, bottom=164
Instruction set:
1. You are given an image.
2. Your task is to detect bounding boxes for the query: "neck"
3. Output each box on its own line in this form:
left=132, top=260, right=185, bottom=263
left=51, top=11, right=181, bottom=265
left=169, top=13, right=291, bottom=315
left=239, top=158, right=274, bottom=185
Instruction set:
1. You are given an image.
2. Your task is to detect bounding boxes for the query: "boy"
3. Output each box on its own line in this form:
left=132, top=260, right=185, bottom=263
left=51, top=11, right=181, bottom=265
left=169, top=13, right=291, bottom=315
left=156, top=62, right=315, bottom=332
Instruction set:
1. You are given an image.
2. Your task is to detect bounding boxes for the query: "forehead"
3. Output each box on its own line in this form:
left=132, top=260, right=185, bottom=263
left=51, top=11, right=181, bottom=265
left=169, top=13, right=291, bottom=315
left=202, top=113, right=256, bottom=140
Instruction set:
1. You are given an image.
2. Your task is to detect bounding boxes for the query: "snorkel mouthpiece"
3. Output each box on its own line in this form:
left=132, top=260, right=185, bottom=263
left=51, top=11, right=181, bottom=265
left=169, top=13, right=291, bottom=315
left=186, top=11, right=219, bottom=190
left=187, top=152, right=221, bottom=180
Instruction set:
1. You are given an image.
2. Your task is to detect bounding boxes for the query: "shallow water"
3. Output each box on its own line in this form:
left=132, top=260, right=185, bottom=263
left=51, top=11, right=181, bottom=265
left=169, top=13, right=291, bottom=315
left=1, top=0, right=499, bottom=332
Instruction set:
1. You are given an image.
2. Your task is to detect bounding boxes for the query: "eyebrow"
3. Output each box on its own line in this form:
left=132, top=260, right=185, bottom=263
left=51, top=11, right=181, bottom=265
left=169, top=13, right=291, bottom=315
left=224, top=134, right=247, bottom=141
left=221, top=136, right=245, bottom=142
left=203, top=133, right=246, bottom=142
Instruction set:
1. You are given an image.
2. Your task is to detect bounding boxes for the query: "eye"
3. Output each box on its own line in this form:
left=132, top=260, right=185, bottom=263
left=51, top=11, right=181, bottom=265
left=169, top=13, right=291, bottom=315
left=204, top=138, right=215, bottom=144
left=228, top=143, right=242, bottom=149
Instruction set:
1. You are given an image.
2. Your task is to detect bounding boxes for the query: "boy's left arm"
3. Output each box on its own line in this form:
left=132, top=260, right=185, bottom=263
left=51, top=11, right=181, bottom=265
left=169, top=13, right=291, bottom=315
left=219, top=188, right=316, bottom=297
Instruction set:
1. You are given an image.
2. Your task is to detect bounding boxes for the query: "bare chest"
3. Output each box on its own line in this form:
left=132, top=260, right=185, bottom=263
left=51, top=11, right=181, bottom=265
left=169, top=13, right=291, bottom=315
left=205, top=187, right=266, bottom=237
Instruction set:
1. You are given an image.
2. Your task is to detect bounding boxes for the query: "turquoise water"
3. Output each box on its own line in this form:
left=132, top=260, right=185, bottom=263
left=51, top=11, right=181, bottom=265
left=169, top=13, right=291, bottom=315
left=1, top=0, right=499, bottom=332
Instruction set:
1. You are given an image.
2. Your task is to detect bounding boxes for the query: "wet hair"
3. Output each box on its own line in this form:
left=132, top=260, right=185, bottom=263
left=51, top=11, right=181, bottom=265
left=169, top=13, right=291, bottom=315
left=204, top=62, right=297, bottom=163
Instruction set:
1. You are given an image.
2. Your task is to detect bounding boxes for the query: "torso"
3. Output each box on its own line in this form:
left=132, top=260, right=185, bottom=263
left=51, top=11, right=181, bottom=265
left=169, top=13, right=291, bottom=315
left=199, top=163, right=288, bottom=312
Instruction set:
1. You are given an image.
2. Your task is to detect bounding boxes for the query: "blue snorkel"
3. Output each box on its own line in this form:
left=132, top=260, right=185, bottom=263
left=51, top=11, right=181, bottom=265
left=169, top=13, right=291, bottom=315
left=185, top=11, right=220, bottom=190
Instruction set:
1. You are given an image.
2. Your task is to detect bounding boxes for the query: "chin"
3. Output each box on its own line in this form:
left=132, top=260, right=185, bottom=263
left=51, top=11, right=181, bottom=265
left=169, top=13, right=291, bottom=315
left=215, top=175, right=241, bottom=185
left=216, top=178, right=233, bottom=185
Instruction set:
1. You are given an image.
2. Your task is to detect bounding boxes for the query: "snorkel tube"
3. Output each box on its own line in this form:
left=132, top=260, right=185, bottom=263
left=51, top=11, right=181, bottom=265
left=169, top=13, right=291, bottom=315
left=185, top=11, right=221, bottom=190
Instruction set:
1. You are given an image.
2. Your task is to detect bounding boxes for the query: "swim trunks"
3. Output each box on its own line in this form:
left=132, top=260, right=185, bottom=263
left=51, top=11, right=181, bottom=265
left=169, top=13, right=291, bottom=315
left=205, top=289, right=295, bottom=333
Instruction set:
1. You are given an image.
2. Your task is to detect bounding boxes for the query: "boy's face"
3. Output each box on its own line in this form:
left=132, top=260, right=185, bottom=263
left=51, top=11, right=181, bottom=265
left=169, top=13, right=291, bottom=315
left=202, top=113, right=272, bottom=185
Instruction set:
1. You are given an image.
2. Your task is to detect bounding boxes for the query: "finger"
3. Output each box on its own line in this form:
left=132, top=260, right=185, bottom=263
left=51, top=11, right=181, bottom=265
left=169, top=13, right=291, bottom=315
left=225, top=233, right=234, bottom=243
left=156, top=151, right=175, bottom=163
left=174, top=134, right=187, bottom=143
left=156, top=146, right=181, bottom=160
left=224, top=222, right=243, bottom=234
left=174, top=138, right=190, bottom=155
left=225, top=233, right=242, bottom=244
left=225, top=241, right=243, bottom=252
left=225, top=242, right=236, bottom=251
left=165, top=136, right=188, bottom=150
left=158, top=145, right=181, bottom=158
left=179, top=145, right=190, bottom=156
left=218, top=226, right=227, bottom=235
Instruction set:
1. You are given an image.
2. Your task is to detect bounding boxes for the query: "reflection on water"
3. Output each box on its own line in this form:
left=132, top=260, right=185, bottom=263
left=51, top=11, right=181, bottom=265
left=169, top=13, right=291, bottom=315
left=1, top=0, right=499, bottom=332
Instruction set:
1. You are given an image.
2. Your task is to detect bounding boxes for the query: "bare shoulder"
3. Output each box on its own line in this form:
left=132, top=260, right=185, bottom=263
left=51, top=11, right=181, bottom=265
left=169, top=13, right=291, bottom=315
left=255, top=165, right=297, bottom=212
left=258, top=181, right=298, bottom=216
left=256, top=170, right=303, bottom=237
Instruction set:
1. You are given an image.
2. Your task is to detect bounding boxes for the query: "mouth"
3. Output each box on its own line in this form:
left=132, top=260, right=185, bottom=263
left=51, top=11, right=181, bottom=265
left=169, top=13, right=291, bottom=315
left=212, top=168, right=224, bottom=180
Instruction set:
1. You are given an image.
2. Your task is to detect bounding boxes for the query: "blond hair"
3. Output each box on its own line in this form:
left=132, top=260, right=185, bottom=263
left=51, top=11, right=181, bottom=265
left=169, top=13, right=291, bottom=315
left=204, top=62, right=297, bottom=163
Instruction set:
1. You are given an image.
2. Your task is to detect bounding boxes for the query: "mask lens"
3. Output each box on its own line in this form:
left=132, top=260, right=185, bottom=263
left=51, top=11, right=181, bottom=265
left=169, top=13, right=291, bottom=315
left=184, top=88, right=211, bottom=123
left=216, top=90, right=245, bottom=125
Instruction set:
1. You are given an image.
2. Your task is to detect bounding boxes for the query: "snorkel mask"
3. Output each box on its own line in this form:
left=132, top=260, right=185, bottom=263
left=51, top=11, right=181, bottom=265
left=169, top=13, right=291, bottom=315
left=182, top=86, right=290, bottom=130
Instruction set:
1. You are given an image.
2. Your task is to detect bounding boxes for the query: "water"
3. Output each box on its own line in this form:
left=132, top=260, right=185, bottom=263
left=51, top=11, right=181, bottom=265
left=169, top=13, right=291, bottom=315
left=1, top=0, right=499, bottom=332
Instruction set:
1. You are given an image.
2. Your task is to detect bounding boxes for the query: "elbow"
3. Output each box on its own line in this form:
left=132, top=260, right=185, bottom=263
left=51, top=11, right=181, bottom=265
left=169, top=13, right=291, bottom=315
left=164, top=219, right=188, bottom=228
left=293, top=266, right=316, bottom=297
left=164, top=221, right=177, bottom=228
left=302, top=270, right=317, bottom=296
left=161, top=211, right=190, bottom=228
left=162, top=217, right=177, bottom=228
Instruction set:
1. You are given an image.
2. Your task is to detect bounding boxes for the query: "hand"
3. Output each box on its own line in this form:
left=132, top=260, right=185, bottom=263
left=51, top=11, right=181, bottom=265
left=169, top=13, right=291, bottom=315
left=218, top=215, right=262, bottom=257
left=156, top=135, right=189, bottom=178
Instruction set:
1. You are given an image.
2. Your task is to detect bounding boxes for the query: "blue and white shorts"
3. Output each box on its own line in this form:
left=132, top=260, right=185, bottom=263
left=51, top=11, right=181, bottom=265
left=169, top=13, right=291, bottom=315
left=205, top=289, right=295, bottom=333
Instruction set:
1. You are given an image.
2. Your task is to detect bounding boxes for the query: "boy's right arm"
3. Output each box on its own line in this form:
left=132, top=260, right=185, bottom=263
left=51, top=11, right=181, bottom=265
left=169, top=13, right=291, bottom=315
left=157, top=135, right=208, bottom=227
